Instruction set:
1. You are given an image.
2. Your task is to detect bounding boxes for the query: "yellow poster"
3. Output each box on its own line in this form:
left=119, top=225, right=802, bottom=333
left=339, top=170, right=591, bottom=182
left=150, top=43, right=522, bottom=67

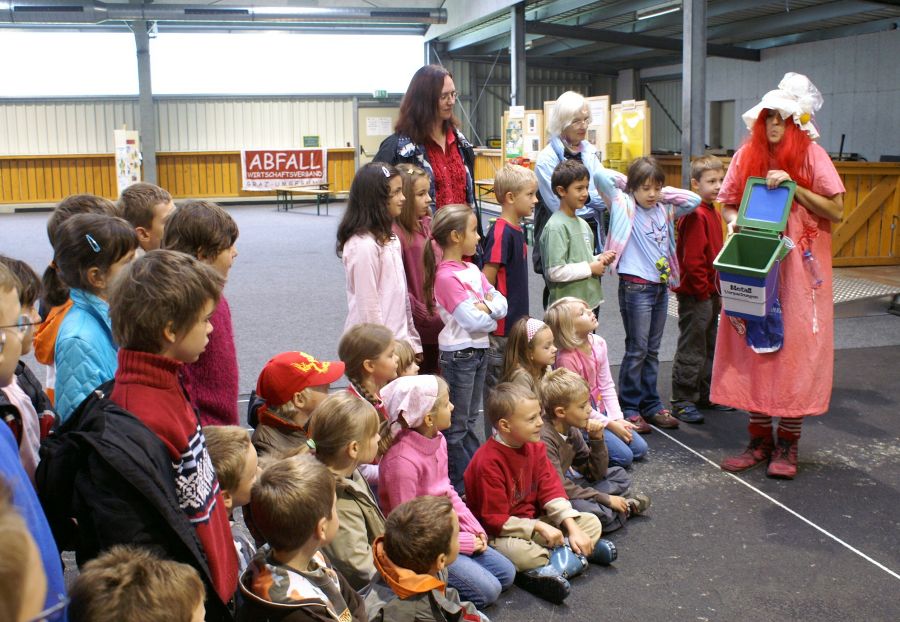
left=611, top=100, right=651, bottom=161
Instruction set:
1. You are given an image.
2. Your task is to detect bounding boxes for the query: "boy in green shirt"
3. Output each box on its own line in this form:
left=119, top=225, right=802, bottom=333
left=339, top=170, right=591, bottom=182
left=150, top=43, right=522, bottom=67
left=540, top=159, right=615, bottom=308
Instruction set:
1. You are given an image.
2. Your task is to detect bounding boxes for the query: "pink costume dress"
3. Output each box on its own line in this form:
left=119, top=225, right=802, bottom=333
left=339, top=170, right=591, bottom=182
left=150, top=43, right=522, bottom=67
left=710, top=142, right=845, bottom=418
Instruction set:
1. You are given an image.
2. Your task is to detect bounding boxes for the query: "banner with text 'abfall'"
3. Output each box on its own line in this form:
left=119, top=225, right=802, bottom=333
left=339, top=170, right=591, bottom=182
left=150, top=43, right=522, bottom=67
left=240, top=149, right=327, bottom=190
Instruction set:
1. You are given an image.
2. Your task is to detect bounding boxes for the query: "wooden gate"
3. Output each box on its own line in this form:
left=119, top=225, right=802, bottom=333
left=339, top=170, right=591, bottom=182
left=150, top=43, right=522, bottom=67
left=832, top=163, right=900, bottom=267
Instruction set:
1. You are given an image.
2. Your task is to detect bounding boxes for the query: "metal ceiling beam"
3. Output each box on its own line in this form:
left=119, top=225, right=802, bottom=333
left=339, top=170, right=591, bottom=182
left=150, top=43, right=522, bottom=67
left=446, top=53, right=619, bottom=76
left=525, top=20, right=760, bottom=61
left=742, top=15, right=899, bottom=49
left=707, top=0, right=889, bottom=40
left=0, top=22, right=428, bottom=34
left=0, top=1, right=447, bottom=25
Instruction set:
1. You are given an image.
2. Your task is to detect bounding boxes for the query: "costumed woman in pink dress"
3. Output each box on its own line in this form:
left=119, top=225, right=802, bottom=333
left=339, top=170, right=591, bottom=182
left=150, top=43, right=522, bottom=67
left=712, top=73, right=845, bottom=480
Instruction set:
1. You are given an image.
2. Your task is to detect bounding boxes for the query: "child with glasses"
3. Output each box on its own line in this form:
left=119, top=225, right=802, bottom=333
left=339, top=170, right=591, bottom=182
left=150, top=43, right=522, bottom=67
left=337, top=162, right=422, bottom=358
left=0, top=265, right=68, bottom=622
left=47, top=213, right=138, bottom=422
left=0, top=257, right=54, bottom=483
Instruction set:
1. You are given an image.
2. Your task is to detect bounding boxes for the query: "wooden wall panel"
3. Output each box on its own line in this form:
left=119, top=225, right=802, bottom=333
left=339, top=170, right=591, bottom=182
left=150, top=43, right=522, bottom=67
left=0, top=148, right=357, bottom=204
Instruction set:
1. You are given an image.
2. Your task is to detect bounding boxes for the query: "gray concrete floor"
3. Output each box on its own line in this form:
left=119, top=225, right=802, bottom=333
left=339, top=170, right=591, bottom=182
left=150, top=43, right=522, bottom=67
left=2, top=202, right=899, bottom=621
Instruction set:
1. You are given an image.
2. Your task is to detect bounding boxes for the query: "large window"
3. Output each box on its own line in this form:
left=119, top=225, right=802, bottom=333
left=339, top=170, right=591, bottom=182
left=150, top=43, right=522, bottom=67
left=0, top=31, right=424, bottom=97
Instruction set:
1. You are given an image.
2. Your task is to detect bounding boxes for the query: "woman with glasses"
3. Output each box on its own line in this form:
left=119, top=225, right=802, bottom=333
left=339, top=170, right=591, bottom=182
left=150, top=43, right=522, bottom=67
left=375, top=64, right=476, bottom=212
left=534, top=91, right=610, bottom=305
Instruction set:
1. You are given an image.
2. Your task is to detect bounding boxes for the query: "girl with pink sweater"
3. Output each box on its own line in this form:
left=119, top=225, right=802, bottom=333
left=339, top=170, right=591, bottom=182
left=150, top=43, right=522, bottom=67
left=545, top=297, right=648, bottom=468
left=378, top=375, right=515, bottom=609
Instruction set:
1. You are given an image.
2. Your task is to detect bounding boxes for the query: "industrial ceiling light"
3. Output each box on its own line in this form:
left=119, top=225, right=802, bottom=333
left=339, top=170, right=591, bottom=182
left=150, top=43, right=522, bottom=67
left=636, top=1, right=681, bottom=21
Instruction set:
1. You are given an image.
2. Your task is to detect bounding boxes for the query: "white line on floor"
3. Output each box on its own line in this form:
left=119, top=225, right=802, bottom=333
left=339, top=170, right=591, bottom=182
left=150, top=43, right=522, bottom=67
left=651, top=425, right=900, bottom=582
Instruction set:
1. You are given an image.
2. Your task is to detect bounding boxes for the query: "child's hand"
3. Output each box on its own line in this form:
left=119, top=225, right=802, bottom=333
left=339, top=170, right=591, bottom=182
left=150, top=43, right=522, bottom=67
left=589, top=259, right=608, bottom=276
left=608, top=495, right=629, bottom=514
left=474, top=302, right=491, bottom=314
left=585, top=419, right=605, bottom=440
left=607, top=419, right=633, bottom=443
left=565, top=524, right=593, bottom=557
left=533, top=521, right=565, bottom=548
left=484, top=292, right=494, bottom=302
left=472, top=533, right=488, bottom=554
left=598, top=250, right=616, bottom=266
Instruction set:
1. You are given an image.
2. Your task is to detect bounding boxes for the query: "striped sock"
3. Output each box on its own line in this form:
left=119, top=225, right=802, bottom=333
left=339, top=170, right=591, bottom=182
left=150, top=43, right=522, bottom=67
left=748, top=413, right=774, bottom=439
left=777, top=418, right=803, bottom=441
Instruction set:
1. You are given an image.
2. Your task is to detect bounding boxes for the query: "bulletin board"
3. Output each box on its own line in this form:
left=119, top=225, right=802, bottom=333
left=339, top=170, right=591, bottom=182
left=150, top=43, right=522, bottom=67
left=543, top=95, right=610, bottom=159
left=502, top=109, right=543, bottom=164
left=610, top=100, right=652, bottom=161
left=357, top=105, right=400, bottom=166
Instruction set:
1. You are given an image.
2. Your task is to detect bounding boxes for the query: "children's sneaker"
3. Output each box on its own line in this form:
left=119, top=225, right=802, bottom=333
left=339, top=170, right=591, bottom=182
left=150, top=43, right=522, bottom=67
left=673, top=402, right=705, bottom=424
left=697, top=400, right=736, bottom=411
left=586, top=538, right=618, bottom=565
left=720, top=436, right=774, bottom=472
left=625, top=491, right=652, bottom=517
left=549, top=544, right=588, bottom=579
left=514, top=566, right=571, bottom=604
left=626, top=414, right=652, bottom=434
left=644, top=409, right=680, bottom=429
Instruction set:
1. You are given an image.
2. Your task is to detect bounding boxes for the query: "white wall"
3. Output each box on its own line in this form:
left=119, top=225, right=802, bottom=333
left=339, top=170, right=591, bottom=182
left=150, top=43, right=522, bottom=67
left=0, top=97, right=357, bottom=155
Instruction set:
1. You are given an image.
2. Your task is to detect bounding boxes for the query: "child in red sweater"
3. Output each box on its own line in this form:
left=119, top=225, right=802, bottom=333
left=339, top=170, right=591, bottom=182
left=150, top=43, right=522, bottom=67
left=162, top=201, right=240, bottom=426
left=671, top=156, right=729, bottom=424
left=108, top=249, right=239, bottom=613
left=463, top=383, right=615, bottom=605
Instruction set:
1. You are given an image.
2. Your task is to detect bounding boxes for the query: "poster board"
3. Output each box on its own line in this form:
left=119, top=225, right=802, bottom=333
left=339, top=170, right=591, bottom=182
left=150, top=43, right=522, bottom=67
left=502, top=108, right=543, bottom=164
left=544, top=95, right=610, bottom=159
left=358, top=105, right=400, bottom=166
left=610, top=100, right=652, bottom=163
left=240, top=149, right=327, bottom=190
left=114, top=129, right=141, bottom=197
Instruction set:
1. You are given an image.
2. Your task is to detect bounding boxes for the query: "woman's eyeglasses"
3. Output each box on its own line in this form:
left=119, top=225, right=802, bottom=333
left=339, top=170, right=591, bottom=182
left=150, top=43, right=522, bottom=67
left=568, top=117, right=591, bottom=129
left=439, top=90, right=458, bottom=103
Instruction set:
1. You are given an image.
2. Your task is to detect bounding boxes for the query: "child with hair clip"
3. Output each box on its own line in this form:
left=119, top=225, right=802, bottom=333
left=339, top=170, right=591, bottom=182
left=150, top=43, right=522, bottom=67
left=307, top=392, right=385, bottom=592
left=394, top=339, right=419, bottom=377
left=378, top=375, right=515, bottom=609
left=545, top=297, right=648, bottom=467
left=337, top=162, right=422, bottom=356
left=49, top=213, right=137, bottom=421
left=594, top=156, right=700, bottom=432
left=34, top=194, right=118, bottom=405
left=424, top=204, right=507, bottom=494
left=393, top=163, right=444, bottom=374
left=501, top=317, right=558, bottom=402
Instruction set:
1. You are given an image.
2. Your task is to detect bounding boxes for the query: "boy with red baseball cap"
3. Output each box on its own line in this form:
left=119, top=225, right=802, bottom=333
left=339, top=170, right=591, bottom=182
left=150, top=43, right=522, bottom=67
left=250, top=352, right=344, bottom=458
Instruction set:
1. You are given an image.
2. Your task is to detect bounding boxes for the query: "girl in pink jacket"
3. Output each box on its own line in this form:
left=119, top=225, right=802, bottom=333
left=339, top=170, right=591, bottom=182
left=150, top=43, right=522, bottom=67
left=545, top=297, right=648, bottom=468
left=378, top=375, right=515, bottom=609
left=337, top=162, right=422, bottom=354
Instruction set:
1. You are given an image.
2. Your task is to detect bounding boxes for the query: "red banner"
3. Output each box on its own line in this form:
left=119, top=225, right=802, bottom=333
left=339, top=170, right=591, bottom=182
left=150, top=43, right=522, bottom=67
left=240, top=148, right=327, bottom=190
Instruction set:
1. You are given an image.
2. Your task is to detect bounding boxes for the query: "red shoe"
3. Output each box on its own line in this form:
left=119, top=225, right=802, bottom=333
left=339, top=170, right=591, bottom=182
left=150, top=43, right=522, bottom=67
left=627, top=414, right=652, bottom=434
left=766, top=438, right=798, bottom=479
left=720, top=436, right=774, bottom=472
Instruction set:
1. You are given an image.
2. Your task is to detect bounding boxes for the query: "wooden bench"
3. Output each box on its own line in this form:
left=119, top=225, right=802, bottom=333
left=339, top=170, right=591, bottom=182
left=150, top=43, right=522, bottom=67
left=275, top=184, right=333, bottom=215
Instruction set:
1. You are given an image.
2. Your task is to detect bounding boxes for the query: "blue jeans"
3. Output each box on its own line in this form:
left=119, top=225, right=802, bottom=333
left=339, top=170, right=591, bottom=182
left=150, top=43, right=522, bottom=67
left=604, top=427, right=648, bottom=468
left=441, top=348, right=488, bottom=494
left=447, top=546, right=516, bottom=608
left=617, top=280, right=668, bottom=418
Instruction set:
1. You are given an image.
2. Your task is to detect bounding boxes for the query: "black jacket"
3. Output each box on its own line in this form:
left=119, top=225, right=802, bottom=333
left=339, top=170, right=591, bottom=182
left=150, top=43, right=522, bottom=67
left=0, top=361, right=56, bottom=446
left=35, top=382, right=235, bottom=621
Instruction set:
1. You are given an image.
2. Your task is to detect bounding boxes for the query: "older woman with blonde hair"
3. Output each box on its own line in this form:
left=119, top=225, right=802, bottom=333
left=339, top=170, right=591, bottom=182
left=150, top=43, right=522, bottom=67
left=534, top=91, right=610, bottom=304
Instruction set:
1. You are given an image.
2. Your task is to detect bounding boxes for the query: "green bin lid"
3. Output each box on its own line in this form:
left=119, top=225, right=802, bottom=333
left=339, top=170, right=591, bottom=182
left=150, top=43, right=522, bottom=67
left=736, top=176, right=796, bottom=233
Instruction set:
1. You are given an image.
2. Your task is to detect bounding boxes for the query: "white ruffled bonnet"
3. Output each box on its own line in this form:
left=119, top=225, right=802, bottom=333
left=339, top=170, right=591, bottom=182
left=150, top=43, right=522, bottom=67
left=742, top=72, right=824, bottom=140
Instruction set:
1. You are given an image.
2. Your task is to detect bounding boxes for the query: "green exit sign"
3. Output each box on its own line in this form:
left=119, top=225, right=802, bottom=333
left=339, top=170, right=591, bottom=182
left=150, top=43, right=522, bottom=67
left=303, top=135, right=320, bottom=147
left=373, top=89, right=389, bottom=99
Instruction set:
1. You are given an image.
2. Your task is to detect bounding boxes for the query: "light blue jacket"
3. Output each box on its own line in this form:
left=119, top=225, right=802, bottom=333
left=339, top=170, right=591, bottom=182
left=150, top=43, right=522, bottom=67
left=535, top=136, right=608, bottom=217
left=54, top=289, right=118, bottom=422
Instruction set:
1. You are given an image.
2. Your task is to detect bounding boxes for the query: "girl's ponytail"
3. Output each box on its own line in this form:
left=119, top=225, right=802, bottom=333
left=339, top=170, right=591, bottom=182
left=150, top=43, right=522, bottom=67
left=41, top=263, right=69, bottom=308
left=423, top=204, right=473, bottom=315
left=51, top=213, right=137, bottom=296
left=307, top=392, right=379, bottom=467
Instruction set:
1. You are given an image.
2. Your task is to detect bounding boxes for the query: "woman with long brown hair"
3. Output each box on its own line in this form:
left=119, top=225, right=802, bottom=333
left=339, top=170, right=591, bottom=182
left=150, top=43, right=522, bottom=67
left=713, top=73, right=845, bottom=479
left=374, top=65, right=476, bottom=212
